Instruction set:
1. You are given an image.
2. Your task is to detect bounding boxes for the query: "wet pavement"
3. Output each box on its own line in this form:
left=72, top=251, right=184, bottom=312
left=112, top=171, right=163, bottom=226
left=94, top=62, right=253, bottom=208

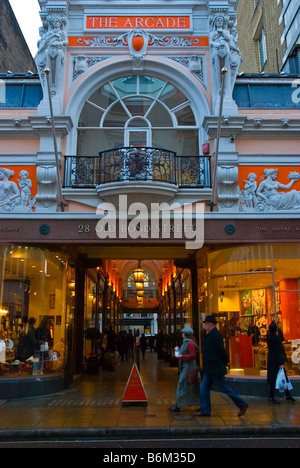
left=1, top=351, right=300, bottom=439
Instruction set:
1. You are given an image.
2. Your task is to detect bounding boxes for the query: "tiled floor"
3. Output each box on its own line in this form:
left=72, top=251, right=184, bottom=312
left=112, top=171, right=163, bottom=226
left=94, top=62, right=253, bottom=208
left=1, top=352, right=300, bottom=432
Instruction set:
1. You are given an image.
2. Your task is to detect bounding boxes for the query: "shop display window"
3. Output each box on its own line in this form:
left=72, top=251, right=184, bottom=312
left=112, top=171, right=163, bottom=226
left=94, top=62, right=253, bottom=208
left=204, top=244, right=300, bottom=376
left=160, top=269, right=193, bottom=335
left=0, top=246, right=70, bottom=378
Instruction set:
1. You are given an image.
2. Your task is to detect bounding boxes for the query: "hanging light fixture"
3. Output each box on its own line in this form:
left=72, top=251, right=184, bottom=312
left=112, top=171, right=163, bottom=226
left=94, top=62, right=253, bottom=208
left=134, top=260, right=144, bottom=307
left=137, top=296, right=143, bottom=307
left=135, top=280, right=144, bottom=291
left=134, top=261, right=144, bottom=291
left=134, top=268, right=144, bottom=282
left=133, top=260, right=144, bottom=283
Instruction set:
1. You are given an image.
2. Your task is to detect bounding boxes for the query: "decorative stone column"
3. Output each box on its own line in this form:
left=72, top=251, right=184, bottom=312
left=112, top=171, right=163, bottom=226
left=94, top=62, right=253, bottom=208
left=209, top=9, right=242, bottom=115
left=35, top=7, right=68, bottom=115
left=207, top=3, right=242, bottom=212
left=34, top=4, right=69, bottom=212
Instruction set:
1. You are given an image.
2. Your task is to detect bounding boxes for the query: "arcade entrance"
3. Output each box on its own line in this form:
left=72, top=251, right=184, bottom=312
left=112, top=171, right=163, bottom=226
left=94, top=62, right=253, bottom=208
left=73, top=245, right=200, bottom=374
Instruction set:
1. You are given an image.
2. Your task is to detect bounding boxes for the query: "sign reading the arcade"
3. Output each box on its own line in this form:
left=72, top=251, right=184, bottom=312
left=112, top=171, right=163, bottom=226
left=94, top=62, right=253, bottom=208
left=85, top=15, right=191, bottom=31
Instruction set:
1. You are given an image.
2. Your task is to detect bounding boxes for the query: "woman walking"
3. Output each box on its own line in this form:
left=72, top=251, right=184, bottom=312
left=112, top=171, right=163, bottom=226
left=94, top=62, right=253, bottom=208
left=169, top=327, right=200, bottom=412
left=267, top=321, right=295, bottom=404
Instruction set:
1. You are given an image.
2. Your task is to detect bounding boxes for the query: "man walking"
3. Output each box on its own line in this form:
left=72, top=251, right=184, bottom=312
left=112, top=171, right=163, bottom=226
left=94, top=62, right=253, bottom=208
left=194, top=315, right=248, bottom=418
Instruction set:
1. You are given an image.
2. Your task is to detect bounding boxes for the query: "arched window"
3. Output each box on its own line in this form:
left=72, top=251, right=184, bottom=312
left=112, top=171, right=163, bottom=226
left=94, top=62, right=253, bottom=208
left=77, top=75, right=199, bottom=156
left=125, top=267, right=157, bottom=299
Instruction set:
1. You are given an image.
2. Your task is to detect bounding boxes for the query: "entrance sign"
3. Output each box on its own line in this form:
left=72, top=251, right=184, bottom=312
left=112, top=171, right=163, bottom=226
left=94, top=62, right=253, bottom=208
left=86, top=15, right=191, bottom=31
left=122, top=363, right=147, bottom=405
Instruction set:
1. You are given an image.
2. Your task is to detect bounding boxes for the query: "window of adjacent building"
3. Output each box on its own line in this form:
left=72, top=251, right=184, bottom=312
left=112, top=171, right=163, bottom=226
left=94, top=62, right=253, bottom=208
left=0, top=84, right=43, bottom=108
left=77, top=74, right=198, bottom=156
left=258, top=29, right=267, bottom=70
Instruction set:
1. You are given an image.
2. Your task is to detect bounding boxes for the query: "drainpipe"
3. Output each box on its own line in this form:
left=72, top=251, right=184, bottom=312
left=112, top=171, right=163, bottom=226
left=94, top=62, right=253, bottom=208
left=44, top=67, right=66, bottom=212
left=210, top=67, right=227, bottom=212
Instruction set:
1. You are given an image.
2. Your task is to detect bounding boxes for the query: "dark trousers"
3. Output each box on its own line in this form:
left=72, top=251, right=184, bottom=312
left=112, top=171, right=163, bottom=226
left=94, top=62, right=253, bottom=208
left=200, top=373, right=247, bottom=415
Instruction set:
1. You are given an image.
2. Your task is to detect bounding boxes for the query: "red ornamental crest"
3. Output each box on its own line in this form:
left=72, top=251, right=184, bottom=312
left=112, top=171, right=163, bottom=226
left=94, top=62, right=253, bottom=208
left=132, top=35, right=144, bottom=52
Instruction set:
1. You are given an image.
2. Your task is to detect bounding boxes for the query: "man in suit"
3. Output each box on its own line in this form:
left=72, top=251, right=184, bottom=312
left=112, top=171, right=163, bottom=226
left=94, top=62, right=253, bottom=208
left=194, top=315, right=248, bottom=417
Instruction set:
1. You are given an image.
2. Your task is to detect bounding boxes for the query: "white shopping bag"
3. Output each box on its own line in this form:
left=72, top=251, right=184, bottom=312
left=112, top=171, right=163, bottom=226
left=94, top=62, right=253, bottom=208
left=275, top=368, right=293, bottom=392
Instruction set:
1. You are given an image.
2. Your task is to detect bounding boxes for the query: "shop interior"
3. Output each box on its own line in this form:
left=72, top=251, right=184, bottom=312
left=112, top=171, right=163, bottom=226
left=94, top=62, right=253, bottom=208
left=1, top=243, right=300, bottom=381
left=201, top=244, right=300, bottom=377
left=0, top=245, right=194, bottom=379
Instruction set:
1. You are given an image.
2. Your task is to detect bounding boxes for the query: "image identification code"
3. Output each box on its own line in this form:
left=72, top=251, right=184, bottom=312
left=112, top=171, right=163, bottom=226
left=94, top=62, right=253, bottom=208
left=102, top=452, right=196, bottom=465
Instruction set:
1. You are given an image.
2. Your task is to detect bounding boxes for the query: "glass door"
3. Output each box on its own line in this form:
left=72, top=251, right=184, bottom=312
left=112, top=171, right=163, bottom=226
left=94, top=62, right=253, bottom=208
left=125, top=127, right=151, bottom=147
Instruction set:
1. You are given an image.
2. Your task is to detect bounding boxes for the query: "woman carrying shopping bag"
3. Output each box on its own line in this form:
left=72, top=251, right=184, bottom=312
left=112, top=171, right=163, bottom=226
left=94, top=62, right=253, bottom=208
left=267, top=322, right=295, bottom=404
left=168, top=327, right=200, bottom=413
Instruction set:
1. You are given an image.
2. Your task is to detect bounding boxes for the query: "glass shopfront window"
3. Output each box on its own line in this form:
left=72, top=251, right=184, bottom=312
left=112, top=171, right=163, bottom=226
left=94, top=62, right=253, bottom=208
left=160, top=270, right=193, bottom=335
left=203, top=244, right=300, bottom=376
left=83, top=274, right=97, bottom=358
left=0, top=246, right=69, bottom=378
left=181, top=271, right=192, bottom=328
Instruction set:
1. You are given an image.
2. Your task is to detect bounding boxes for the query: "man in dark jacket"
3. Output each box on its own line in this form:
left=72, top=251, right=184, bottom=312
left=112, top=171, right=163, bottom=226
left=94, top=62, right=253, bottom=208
left=194, top=315, right=248, bottom=417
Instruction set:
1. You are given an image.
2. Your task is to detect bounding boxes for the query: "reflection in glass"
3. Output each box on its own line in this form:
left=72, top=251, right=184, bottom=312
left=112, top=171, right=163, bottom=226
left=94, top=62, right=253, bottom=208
left=0, top=246, right=68, bottom=377
left=206, top=244, right=300, bottom=376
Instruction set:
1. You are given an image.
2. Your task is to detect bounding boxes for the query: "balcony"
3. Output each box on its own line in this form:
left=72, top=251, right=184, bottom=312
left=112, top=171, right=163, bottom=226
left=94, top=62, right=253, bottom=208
left=64, top=147, right=211, bottom=188
left=63, top=147, right=211, bottom=204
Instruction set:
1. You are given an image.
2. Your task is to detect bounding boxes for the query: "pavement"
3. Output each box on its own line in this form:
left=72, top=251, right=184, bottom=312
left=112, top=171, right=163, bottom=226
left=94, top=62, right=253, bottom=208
left=1, top=351, right=300, bottom=440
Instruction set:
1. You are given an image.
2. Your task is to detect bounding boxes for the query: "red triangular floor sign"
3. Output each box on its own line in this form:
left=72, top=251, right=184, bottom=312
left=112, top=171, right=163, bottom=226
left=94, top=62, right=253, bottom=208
left=122, top=363, right=147, bottom=405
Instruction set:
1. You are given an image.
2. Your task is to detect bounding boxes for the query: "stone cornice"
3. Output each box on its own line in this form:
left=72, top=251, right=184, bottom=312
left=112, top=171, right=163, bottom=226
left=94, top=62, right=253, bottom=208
left=203, top=116, right=300, bottom=138
left=0, top=116, right=73, bottom=138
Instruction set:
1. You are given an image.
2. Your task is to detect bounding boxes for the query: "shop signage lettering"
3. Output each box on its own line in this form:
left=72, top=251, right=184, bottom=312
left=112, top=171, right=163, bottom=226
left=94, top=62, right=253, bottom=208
left=85, top=15, right=191, bottom=30
left=0, top=226, right=19, bottom=232
left=94, top=195, right=204, bottom=250
left=257, top=226, right=300, bottom=232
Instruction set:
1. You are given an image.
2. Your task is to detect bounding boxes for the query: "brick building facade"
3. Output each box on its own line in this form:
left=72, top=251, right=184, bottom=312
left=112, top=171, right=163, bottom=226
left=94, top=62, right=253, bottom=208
left=0, top=0, right=37, bottom=73
left=237, top=0, right=286, bottom=73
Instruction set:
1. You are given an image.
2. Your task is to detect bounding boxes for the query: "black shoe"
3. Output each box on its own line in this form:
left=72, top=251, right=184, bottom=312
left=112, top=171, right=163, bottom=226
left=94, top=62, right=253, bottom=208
left=238, top=403, right=248, bottom=417
left=168, top=405, right=180, bottom=412
left=268, top=398, right=280, bottom=405
left=286, top=395, right=296, bottom=402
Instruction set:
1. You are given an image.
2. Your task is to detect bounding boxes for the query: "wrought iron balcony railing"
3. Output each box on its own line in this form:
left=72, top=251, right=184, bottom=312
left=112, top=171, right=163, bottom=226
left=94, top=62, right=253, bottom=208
left=63, top=147, right=211, bottom=189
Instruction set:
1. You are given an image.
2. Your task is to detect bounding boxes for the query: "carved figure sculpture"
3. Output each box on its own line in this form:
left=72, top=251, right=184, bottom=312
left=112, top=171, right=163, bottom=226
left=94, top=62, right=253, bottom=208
left=240, top=169, right=300, bottom=212
left=256, top=169, right=300, bottom=211
left=18, top=170, right=36, bottom=210
left=35, top=14, right=68, bottom=96
left=241, top=173, right=257, bottom=209
left=0, top=168, right=20, bottom=211
left=0, top=168, right=36, bottom=212
left=209, top=14, right=242, bottom=107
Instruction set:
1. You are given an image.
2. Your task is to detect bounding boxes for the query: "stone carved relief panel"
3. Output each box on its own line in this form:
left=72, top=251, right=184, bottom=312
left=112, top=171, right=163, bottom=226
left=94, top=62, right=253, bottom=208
left=239, top=168, right=300, bottom=212
left=0, top=167, right=36, bottom=213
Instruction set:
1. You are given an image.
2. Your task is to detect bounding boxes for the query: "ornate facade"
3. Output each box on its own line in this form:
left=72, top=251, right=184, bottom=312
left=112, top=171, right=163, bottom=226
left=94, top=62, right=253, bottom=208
left=1, top=0, right=300, bottom=396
